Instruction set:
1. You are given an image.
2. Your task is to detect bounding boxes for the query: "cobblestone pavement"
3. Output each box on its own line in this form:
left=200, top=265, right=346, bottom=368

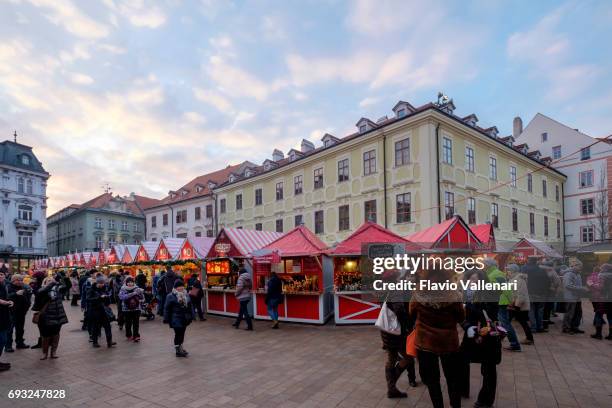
left=1, top=301, right=611, bottom=408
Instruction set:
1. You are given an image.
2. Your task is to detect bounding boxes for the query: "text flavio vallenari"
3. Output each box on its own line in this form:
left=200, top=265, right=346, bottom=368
left=373, top=279, right=517, bottom=292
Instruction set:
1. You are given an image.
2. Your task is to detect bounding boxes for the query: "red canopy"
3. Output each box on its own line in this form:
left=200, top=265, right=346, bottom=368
left=330, top=222, right=415, bottom=255
left=405, top=216, right=481, bottom=249
left=471, top=223, right=496, bottom=249
left=260, top=225, right=327, bottom=257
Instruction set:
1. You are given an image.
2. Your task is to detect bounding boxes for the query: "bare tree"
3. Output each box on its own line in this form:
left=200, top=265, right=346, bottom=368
left=594, top=168, right=608, bottom=241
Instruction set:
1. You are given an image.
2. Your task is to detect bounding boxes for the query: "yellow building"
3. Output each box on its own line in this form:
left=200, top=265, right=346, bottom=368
left=215, top=100, right=566, bottom=246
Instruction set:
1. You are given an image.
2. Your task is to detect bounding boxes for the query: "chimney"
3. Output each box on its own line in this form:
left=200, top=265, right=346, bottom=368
left=272, top=149, right=284, bottom=162
left=513, top=116, right=523, bottom=138
left=301, top=139, right=315, bottom=153
left=376, top=115, right=388, bottom=124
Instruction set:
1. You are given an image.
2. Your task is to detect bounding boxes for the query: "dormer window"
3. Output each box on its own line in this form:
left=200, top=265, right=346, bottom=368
left=321, top=133, right=339, bottom=148
left=169, top=193, right=176, bottom=199
left=195, top=186, right=203, bottom=193
left=207, top=181, right=216, bottom=190
left=229, top=174, right=236, bottom=183
left=392, top=101, right=415, bottom=118
left=244, top=168, right=255, bottom=177
left=263, top=159, right=278, bottom=171
left=359, top=125, right=367, bottom=133
left=462, top=114, right=478, bottom=127
left=356, top=118, right=376, bottom=133
left=181, top=190, right=188, bottom=196
left=21, top=155, right=30, bottom=165
left=288, top=149, right=303, bottom=162
left=484, top=127, right=499, bottom=138
left=397, top=108, right=406, bottom=118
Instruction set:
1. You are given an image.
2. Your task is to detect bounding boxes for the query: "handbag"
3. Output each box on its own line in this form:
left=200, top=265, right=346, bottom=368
left=405, top=330, right=417, bottom=357
left=375, top=301, right=401, bottom=335
left=189, top=286, right=202, bottom=298
left=32, top=301, right=50, bottom=324
left=104, top=305, right=116, bottom=322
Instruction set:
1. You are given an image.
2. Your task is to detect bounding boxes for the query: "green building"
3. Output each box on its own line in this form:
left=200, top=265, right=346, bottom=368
left=47, top=193, right=159, bottom=256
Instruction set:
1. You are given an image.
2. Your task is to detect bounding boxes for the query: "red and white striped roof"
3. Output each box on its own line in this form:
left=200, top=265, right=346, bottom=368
left=159, top=238, right=185, bottom=260
left=190, top=237, right=215, bottom=258
left=122, top=245, right=140, bottom=263
left=222, top=228, right=283, bottom=256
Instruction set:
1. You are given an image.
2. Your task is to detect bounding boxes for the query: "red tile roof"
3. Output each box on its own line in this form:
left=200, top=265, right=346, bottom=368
left=330, top=222, right=417, bottom=255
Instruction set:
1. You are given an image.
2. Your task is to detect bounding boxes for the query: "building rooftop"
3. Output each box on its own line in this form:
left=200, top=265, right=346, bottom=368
left=0, top=139, right=48, bottom=175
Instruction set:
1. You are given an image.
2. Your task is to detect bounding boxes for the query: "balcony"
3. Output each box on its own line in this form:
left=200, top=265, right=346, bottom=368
left=14, top=218, right=41, bottom=229
left=14, top=246, right=48, bottom=256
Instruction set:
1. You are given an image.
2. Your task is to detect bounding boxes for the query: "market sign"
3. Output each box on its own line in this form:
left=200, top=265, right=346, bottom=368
left=365, top=243, right=405, bottom=259
left=214, top=243, right=231, bottom=257
left=253, top=250, right=281, bottom=264
left=206, top=259, right=230, bottom=274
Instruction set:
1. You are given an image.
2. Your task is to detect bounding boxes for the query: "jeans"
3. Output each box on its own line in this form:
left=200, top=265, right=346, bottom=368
left=530, top=302, right=545, bottom=331
left=267, top=303, right=279, bottom=321
left=8, top=312, right=27, bottom=347
left=92, top=319, right=113, bottom=344
left=563, top=302, right=582, bottom=330
left=0, top=328, right=7, bottom=358
left=498, top=306, right=520, bottom=348
left=235, top=299, right=252, bottom=329
left=124, top=311, right=140, bottom=338
left=173, top=327, right=186, bottom=345
left=417, top=350, right=461, bottom=408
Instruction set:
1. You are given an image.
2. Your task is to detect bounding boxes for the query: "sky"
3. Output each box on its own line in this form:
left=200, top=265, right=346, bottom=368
left=0, top=0, right=611, bottom=215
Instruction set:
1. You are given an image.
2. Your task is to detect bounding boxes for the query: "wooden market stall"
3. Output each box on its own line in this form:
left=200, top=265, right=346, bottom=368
left=512, top=238, right=563, bottom=263
left=405, top=215, right=481, bottom=250
left=205, top=228, right=283, bottom=317
left=252, top=225, right=332, bottom=324
left=120, top=245, right=139, bottom=264
left=330, top=222, right=417, bottom=325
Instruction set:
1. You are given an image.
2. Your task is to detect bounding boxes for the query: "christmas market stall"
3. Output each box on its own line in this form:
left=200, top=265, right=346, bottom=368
left=120, top=245, right=139, bottom=264
left=205, top=228, right=283, bottom=317
left=154, top=237, right=202, bottom=282
left=252, top=225, right=332, bottom=324
left=512, top=238, right=563, bottom=263
left=405, top=215, right=481, bottom=250
left=330, top=222, right=416, bottom=324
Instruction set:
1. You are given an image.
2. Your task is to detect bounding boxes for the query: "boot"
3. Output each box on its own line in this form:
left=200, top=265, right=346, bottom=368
left=179, top=345, right=189, bottom=355
left=175, top=345, right=187, bottom=357
left=40, top=338, right=50, bottom=360
left=50, top=334, right=60, bottom=359
left=591, top=326, right=603, bottom=340
left=31, top=337, right=42, bottom=349
left=272, top=320, right=279, bottom=329
left=385, top=367, right=407, bottom=398
left=606, top=333, right=612, bottom=340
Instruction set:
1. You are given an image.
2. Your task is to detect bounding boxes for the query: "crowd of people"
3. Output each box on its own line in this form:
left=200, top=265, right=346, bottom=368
left=379, top=256, right=612, bottom=408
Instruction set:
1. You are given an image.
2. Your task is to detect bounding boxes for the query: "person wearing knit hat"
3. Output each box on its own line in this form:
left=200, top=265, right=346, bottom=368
left=87, top=274, right=116, bottom=348
left=164, top=278, right=193, bottom=357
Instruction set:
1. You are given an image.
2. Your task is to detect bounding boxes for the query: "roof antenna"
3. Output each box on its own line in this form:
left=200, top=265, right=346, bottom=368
left=102, top=182, right=112, bottom=194
left=13, top=130, right=17, bottom=143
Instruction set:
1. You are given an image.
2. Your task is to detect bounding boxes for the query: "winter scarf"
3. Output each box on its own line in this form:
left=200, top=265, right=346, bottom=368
left=172, top=288, right=188, bottom=306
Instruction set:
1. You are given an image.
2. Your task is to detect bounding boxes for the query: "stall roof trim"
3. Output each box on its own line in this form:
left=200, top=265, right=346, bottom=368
left=190, top=237, right=215, bottom=258
left=159, top=237, right=185, bottom=259
left=405, top=215, right=481, bottom=249
left=261, top=225, right=327, bottom=257
left=216, top=228, right=284, bottom=257
left=514, top=238, right=563, bottom=258
left=330, top=222, right=413, bottom=255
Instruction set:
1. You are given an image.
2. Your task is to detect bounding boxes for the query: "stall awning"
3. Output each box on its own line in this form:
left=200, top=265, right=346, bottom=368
left=156, top=238, right=185, bottom=260
left=135, top=241, right=160, bottom=262
left=513, top=238, right=563, bottom=259
left=471, top=223, right=496, bottom=250
left=207, top=228, right=284, bottom=258
left=330, top=222, right=415, bottom=255
left=121, top=245, right=140, bottom=263
left=188, top=237, right=215, bottom=259
left=258, top=225, right=327, bottom=257
left=405, top=215, right=481, bottom=249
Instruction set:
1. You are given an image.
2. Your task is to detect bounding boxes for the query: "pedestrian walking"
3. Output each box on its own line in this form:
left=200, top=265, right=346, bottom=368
left=112, top=271, right=125, bottom=330
left=119, top=276, right=144, bottom=342
left=187, top=273, right=205, bottom=321
left=163, top=280, right=194, bottom=357
left=0, top=272, right=14, bottom=371
left=69, top=271, right=80, bottom=306
left=265, top=272, right=283, bottom=329
left=233, top=268, right=253, bottom=330
left=135, top=269, right=147, bottom=290
left=507, top=264, right=534, bottom=345
left=87, top=275, right=116, bottom=348
left=28, top=271, right=46, bottom=350
left=155, top=269, right=167, bottom=316
left=522, top=257, right=551, bottom=333
left=31, top=276, right=68, bottom=360
left=6, top=274, right=32, bottom=350
left=562, top=267, right=588, bottom=334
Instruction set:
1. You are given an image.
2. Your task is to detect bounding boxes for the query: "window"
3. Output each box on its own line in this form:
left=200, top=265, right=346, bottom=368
left=512, top=208, right=518, bottom=232
left=552, top=146, right=562, bottom=159
left=162, top=214, right=168, bottom=226
left=544, top=216, right=549, bottom=237
left=108, top=236, right=116, bottom=247
left=359, top=124, right=367, bottom=133
left=133, top=223, right=140, bottom=232
left=581, top=198, right=594, bottom=215
left=96, top=217, right=103, bottom=229
left=442, top=137, right=452, bottom=164
left=121, top=221, right=128, bottom=231
left=176, top=233, right=188, bottom=239
left=26, top=179, right=32, bottom=194
left=510, top=166, right=517, bottom=187
left=18, top=231, right=33, bottom=248
left=220, top=198, right=226, bottom=213
left=95, top=236, right=103, bottom=249
left=294, top=214, right=303, bottom=227
left=151, top=216, right=156, bottom=228
left=397, top=108, right=406, bottom=118
left=176, top=210, right=187, bottom=223
left=108, top=219, right=116, bottom=229
left=235, top=194, right=243, bottom=210
left=395, top=139, right=410, bottom=166
left=579, top=171, right=594, bottom=188
left=581, top=226, right=594, bottom=243
left=255, top=223, right=262, bottom=231
left=206, top=204, right=213, bottom=218
left=527, top=174, right=533, bottom=193
left=275, top=182, right=284, bottom=200
left=255, top=188, right=263, bottom=205
left=195, top=207, right=201, bottom=220
left=17, top=177, right=24, bottom=193
left=21, top=155, right=30, bottom=165
left=18, top=204, right=32, bottom=221
left=314, top=210, right=324, bottom=234
left=444, top=192, right=454, bottom=220
left=541, top=132, right=548, bottom=142
left=489, top=157, right=497, bottom=180
left=339, top=205, right=350, bottom=231
left=364, top=200, right=377, bottom=223
left=363, top=150, right=376, bottom=175
left=294, top=175, right=303, bottom=195
left=206, top=229, right=214, bottom=237
left=314, top=168, right=323, bottom=189
left=465, top=146, right=474, bottom=172
left=338, top=159, right=349, bottom=182
left=529, top=213, right=535, bottom=235
left=491, top=203, right=499, bottom=228
left=542, top=179, right=547, bottom=198
left=557, top=219, right=561, bottom=239
left=467, top=198, right=476, bottom=224
left=555, top=185, right=560, bottom=202
left=195, top=231, right=202, bottom=237
left=275, top=219, right=283, bottom=233
left=396, top=193, right=411, bottom=223
left=581, top=147, right=590, bottom=161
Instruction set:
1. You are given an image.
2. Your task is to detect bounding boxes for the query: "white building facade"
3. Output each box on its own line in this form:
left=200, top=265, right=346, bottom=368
left=516, top=113, right=612, bottom=250
left=0, top=139, right=49, bottom=272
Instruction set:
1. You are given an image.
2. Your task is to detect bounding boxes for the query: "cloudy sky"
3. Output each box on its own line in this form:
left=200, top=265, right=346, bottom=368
left=0, top=0, right=611, bottom=214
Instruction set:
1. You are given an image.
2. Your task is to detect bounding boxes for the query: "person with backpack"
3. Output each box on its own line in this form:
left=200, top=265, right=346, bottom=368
left=163, top=280, right=194, bottom=357
left=233, top=268, right=253, bottom=330
left=119, top=276, right=144, bottom=342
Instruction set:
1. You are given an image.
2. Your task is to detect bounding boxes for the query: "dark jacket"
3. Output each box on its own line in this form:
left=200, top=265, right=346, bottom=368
left=78, top=275, right=89, bottom=296
left=187, top=277, right=203, bottom=299
left=164, top=269, right=179, bottom=294
left=461, top=301, right=502, bottom=365
left=380, top=302, right=414, bottom=352
left=87, top=284, right=112, bottom=322
left=0, top=283, right=10, bottom=330
left=32, top=282, right=68, bottom=327
left=163, top=292, right=194, bottom=329
left=522, top=261, right=551, bottom=301
left=135, top=273, right=147, bottom=290
left=6, top=282, right=32, bottom=314
left=265, top=275, right=283, bottom=306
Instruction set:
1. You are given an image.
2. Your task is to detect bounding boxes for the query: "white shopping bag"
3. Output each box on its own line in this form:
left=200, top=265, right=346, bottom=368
left=374, top=301, right=401, bottom=335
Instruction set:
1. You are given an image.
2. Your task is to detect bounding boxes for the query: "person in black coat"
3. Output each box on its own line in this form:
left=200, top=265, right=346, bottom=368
left=87, top=275, right=116, bottom=348
left=0, top=272, right=14, bottom=371
left=265, top=272, right=283, bottom=329
left=135, top=270, right=147, bottom=290
left=521, top=257, right=551, bottom=332
left=164, top=279, right=194, bottom=357
left=187, top=273, right=205, bottom=321
left=6, top=274, right=32, bottom=349
left=31, top=276, right=68, bottom=360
